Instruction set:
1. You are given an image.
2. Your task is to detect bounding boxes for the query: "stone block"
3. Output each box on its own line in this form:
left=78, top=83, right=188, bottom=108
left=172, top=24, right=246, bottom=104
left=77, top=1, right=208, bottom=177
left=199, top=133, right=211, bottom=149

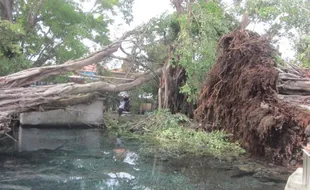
left=18, top=127, right=104, bottom=151
left=285, top=168, right=306, bottom=190
left=20, top=100, right=104, bottom=127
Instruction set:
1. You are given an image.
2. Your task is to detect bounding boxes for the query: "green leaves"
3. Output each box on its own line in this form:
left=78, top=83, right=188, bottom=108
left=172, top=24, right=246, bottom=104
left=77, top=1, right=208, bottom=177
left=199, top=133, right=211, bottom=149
left=175, top=1, right=234, bottom=102
left=122, top=110, right=245, bottom=159
left=0, top=20, right=24, bottom=57
left=0, top=20, right=30, bottom=75
left=296, top=35, right=310, bottom=67
left=0, top=0, right=135, bottom=74
left=0, top=56, right=31, bottom=76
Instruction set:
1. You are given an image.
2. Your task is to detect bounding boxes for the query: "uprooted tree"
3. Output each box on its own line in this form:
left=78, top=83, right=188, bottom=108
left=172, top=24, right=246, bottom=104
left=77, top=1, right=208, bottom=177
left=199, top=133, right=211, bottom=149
left=195, top=29, right=310, bottom=165
left=0, top=30, right=163, bottom=134
left=157, top=0, right=237, bottom=117
left=2, top=0, right=310, bottom=167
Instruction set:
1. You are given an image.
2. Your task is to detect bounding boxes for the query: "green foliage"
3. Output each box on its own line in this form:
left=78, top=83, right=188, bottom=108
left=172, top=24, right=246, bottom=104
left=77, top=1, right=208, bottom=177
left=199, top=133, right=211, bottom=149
left=107, top=110, right=245, bottom=159
left=176, top=1, right=236, bottom=102
left=231, top=0, right=310, bottom=42
left=132, top=2, right=236, bottom=103
left=0, top=0, right=135, bottom=75
left=0, top=56, right=32, bottom=76
left=0, top=20, right=31, bottom=75
left=0, top=20, right=24, bottom=58
left=296, top=35, right=310, bottom=67
left=29, top=0, right=112, bottom=64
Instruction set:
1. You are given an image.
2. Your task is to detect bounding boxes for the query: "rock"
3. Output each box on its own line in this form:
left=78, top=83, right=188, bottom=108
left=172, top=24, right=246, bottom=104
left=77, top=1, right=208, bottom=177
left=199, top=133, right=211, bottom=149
left=263, top=181, right=276, bottom=186
left=268, top=163, right=275, bottom=167
left=230, top=170, right=255, bottom=178
left=255, top=167, right=262, bottom=172
left=238, top=165, right=254, bottom=172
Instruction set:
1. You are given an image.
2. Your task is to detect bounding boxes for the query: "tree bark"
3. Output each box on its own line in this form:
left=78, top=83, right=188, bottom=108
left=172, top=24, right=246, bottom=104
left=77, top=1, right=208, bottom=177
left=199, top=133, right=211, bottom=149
left=170, top=0, right=183, bottom=14
left=0, top=0, right=13, bottom=22
left=278, top=80, right=310, bottom=95
left=0, top=31, right=133, bottom=88
left=277, top=65, right=310, bottom=95
left=279, top=94, right=310, bottom=107
left=0, top=68, right=162, bottom=133
left=0, top=29, right=161, bottom=134
left=26, top=0, right=45, bottom=30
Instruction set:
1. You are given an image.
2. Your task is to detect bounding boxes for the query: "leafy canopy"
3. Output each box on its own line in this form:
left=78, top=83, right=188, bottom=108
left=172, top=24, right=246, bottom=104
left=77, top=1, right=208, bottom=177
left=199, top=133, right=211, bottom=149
left=0, top=0, right=134, bottom=75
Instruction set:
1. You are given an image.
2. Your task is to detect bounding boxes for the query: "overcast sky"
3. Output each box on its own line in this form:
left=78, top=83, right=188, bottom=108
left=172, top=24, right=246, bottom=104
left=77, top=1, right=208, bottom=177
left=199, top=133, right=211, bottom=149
left=110, top=0, right=174, bottom=38
left=81, top=0, right=295, bottom=64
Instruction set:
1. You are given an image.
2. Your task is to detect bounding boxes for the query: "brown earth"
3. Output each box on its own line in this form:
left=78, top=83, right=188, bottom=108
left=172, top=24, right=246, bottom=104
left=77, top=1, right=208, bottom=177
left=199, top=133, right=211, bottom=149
left=195, top=30, right=310, bottom=165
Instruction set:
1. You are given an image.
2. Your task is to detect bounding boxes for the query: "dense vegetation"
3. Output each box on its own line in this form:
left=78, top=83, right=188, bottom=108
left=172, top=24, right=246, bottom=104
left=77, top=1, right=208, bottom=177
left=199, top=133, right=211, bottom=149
left=1, top=0, right=310, bottom=163
left=106, top=110, right=245, bottom=159
left=0, top=0, right=133, bottom=75
left=1, top=0, right=309, bottom=93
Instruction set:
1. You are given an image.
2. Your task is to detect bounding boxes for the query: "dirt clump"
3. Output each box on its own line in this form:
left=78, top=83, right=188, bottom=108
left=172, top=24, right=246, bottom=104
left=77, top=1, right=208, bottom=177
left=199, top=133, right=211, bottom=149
left=195, top=30, right=310, bottom=165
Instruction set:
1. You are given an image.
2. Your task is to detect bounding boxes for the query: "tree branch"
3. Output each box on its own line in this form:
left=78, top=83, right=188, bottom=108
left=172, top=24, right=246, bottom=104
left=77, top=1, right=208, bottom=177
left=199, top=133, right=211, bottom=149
left=0, top=0, right=13, bottom=22
left=74, top=71, right=135, bottom=81
left=0, top=67, right=162, bottom=132
left=26, top=0, right=45, bottom=30
left=0, top=31, right=134, bottom=88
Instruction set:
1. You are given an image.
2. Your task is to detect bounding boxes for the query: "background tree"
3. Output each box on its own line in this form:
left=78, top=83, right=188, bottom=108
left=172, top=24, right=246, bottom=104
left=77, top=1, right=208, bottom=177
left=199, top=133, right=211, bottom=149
left=127, top=1, right=237, bottom=116
left=0, top=0, right=134, bottom=75
left=229, top=0, right=310, bottom=65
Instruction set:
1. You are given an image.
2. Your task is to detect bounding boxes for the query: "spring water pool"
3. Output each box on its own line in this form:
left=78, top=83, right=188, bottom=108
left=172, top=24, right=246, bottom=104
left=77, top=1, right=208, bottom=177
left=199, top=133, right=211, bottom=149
left=0, top=128, right=287, bottom=190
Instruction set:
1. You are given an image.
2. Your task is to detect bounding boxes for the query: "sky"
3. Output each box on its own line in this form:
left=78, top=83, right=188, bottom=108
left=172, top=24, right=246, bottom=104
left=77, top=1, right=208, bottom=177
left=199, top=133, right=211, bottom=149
left=81, top=0, right=295, bottom=67
left=109, top=0, right=174, bottom=39
left=80, top=0, right=174, bottom=69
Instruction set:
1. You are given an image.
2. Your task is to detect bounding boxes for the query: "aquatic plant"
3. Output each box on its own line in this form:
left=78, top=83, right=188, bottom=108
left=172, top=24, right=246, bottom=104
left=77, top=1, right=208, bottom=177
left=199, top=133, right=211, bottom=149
left=106, top=110, right=245, bottom=159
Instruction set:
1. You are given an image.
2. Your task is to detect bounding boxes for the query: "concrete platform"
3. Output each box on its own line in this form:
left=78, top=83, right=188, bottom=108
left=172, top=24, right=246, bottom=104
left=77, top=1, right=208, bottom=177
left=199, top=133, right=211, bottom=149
left=20, top=100, right=104, bottom=128
left=285, top=168, right=306, bottom=190
left=18, top=128, right=104, bottom=152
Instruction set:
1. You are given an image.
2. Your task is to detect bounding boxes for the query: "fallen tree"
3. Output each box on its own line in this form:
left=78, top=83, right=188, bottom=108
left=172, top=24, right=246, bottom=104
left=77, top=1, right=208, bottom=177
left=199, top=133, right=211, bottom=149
left=195, top=29, right=310, bottom=165
left=0, top=31, right=162, bottom=134
left=0, top=31, right=134, bottom=88
left=278, top=65, right=310, bottom=96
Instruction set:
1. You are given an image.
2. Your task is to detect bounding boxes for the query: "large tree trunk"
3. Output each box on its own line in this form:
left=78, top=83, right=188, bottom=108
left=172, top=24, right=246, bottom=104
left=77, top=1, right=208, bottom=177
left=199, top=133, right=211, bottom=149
left=0, top=68, right=162, bottom=134
left=277, top=66, right=310, bottom=96
left=159, top=49, right=193, bottom=117
left=0, top=31, right=162, bottom=134
left=0, top=32, right=133, bottom=88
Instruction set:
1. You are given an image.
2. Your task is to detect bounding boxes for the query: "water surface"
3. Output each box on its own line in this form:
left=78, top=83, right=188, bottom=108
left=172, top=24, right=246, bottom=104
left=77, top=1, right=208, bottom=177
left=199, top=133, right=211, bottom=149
left=0, top=128, right=286, bottom=190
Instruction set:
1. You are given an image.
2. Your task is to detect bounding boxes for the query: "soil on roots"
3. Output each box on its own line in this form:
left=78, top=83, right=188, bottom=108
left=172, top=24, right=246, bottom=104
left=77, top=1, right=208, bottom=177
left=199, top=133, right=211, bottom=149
left=195, top=30, right=310, bottom=165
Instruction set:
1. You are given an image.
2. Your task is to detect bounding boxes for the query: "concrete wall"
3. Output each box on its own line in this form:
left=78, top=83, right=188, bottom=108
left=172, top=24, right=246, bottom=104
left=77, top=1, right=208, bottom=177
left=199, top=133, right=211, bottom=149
left=285, top=168, right=306, bottom=190
left=20, top=100, right=104, bottom=127
left=18, top=128, right=104, bottom=152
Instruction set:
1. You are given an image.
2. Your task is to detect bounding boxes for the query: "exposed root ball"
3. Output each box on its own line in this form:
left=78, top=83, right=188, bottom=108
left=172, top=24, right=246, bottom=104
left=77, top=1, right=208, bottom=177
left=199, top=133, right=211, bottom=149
left=195, top=30, right=310, bottom=165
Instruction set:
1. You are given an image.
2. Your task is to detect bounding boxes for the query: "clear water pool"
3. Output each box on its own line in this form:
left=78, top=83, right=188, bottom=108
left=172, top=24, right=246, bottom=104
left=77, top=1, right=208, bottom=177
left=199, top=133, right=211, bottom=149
left=0, top=128, right=286, bottom=190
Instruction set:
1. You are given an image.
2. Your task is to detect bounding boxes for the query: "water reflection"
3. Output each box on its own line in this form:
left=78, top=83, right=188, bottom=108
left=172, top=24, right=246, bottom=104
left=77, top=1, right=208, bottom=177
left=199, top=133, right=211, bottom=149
left=0, top=128, right=286, bottom=190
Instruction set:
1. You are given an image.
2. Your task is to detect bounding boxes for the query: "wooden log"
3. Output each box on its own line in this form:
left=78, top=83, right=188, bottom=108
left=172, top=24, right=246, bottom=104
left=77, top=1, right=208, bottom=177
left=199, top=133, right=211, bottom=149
left=278, top=81, right=310, bottom=95
left=0, top=68, right=162, bottom=133
left=0, top=31, right=133, bottom=88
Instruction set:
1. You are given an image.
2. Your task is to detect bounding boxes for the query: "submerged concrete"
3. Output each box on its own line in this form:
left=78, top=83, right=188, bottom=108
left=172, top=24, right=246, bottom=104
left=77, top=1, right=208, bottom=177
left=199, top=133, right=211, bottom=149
left=18, top=128, right=104, bottom=152
left=285, top=168, right=306, bottom=190
left=20, top=100, right=104, bottom=127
